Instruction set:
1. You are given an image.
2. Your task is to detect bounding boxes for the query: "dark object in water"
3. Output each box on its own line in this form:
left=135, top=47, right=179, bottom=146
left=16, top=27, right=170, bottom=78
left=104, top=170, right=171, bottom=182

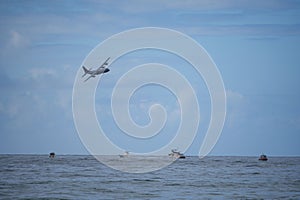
left=259, top=154, right=268, bottom=161
left=49, top=152, right=55, bottom=158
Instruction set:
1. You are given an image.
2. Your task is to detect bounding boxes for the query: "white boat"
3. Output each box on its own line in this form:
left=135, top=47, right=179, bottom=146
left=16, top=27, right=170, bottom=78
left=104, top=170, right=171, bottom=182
left=119, top=151, right=129, bottom=158
left=49, top=152, right=55, bottom=158
left=168, top=149, right=186, bottom=159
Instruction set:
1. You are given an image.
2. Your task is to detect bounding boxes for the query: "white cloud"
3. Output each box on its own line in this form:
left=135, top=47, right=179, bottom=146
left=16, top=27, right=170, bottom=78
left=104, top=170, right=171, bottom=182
left=225, top=90, right=246, bottom=128
left=226, top=89, right=244, bottom=103
left=9, top=30, right=29, bottom=48
left=28, top=68, right=57, bottom=80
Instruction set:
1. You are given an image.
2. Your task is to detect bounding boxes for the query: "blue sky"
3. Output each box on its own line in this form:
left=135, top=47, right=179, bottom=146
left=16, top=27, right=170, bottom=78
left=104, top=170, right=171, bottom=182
left=0, top=0, right=299, bottom=156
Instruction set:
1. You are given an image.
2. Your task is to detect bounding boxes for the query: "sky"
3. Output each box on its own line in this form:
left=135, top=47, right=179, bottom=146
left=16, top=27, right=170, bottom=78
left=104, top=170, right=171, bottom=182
left=0, top=0, right=299, bottom=156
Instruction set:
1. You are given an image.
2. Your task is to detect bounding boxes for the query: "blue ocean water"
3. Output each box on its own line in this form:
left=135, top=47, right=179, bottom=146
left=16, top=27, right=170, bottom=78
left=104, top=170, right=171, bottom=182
left=0, top=155, right=299, bottom=199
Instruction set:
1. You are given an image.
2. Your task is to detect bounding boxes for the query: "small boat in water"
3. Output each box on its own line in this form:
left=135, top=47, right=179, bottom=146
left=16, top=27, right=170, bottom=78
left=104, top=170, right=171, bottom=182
left=49, top=152, right=55, bottom=158
left=119, top=151, right=129, bottom=158
left=258, top=154, right=268, bottom=161
left=169, top=149, right=186, bottom=159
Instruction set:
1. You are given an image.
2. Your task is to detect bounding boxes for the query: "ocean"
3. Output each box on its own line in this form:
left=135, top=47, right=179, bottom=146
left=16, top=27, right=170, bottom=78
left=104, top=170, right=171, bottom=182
left=0, top=155, right=299, bottom=199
